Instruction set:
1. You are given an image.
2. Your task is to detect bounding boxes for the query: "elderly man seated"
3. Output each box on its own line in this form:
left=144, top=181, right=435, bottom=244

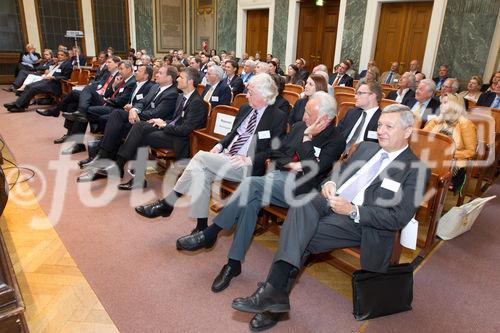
left=231, top=104, right=430, bottom=331
left=135, top=73, right=288, bottom=233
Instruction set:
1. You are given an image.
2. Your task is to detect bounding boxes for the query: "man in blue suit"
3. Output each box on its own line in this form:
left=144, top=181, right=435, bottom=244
left=201, top=65, right=232, bottom=108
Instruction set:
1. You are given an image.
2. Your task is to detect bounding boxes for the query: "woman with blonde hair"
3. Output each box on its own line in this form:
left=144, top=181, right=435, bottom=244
left=423, top=93, right=477, bottom=193
left=459, top=75, right=482, bottom=103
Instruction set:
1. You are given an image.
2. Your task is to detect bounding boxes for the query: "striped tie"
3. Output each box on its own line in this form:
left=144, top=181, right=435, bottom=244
left=228, top=109, right=259, bottom=155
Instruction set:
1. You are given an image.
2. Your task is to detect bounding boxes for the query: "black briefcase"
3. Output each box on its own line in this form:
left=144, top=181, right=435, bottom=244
left=352, top=263, right=414, bottom=320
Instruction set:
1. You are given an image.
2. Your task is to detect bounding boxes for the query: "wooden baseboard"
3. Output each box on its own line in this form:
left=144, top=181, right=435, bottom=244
left=0, top=76, right=14, bottom=85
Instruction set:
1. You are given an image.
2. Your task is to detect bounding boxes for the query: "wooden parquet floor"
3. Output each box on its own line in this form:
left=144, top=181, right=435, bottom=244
left=1, top=147, right=118, bottom=333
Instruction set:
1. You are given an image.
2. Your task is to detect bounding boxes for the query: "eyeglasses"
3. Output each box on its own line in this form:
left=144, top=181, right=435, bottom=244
left=356, top=91, right=373, bottom=96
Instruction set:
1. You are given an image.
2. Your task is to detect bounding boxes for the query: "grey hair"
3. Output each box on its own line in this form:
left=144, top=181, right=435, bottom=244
left=141, top=55, right=151, bottom=64
left=120, top=60, right=134, bottom=69
left=420, top=79, right=436, bottom=93
left=245, top=60, right=256, bottom=69
left=248, top=73, right=278, bottom=105
left=209, top=65, right=225, bottom=81
left=256, top=61, right=271, bottom=73
left=405, top=72, right=416, bottom=88
left=445, top=78, right=460, bottom=92
left=309, top=91, right=337, bottom=121
left=381, top=104, right=414, bottom=128
left=314, top=64, right=328, bottom=74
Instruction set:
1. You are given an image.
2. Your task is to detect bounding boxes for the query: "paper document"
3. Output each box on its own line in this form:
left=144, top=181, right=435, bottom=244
left=400, top=217, right=418, bottom=250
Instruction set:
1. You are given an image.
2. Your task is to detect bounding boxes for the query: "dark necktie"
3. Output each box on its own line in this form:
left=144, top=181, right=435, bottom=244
left=169, top=96, right=187, bottom=125
left=344, top=111, right=367, bottom=154
left=385, top=72, right=393, bottom=84
left=229, top=109, right=259, bottom=155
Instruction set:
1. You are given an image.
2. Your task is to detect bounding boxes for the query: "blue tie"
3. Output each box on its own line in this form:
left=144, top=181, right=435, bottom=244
left=491, top=96, right=500, bottom=109
left=340, top=152, right=389, bottom=202
left=385, top=72, right=393, bottom=84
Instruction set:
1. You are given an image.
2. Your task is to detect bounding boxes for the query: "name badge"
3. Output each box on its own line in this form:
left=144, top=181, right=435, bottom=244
left=427, top=115, right=437, bottom=120
left=55, top=69, right=61, bottom=73
left=181, top=111, right=185, bottom=117
left=97, top=84, right=102, bottom=89
left=211, top=96, right=219, bottom=102
left=151, top=102, right=155, bottom=108
left=136, top=93, right=143, bottom=100
left=119, top=88, right=124, bottom=93
left=258, top=130, right=271, bottom=139
left=381, top=178, right=401, bottom=193
left=367, top=130, right=378, bottom=139
left=313, top=146, right=321, bottom=158
left=339, top=83, right=345, bottom=87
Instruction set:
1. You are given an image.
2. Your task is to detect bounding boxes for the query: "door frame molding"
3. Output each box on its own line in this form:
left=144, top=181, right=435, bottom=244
left=359, top=0, right=447, bottom=78
left=236, top=0, right=275, bottom=59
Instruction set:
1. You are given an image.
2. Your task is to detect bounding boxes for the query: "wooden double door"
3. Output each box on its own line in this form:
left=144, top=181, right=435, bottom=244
left=296, top=0, right=340, bottom=71
left=246, top=9, right=269, bottom=57
left=374, top=1, right=433, bottom=73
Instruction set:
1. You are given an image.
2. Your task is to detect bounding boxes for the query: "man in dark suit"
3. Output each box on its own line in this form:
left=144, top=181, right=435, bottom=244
left=295, top=58, right=309, bottom=82
left=224, top=59, right=244, bottom=96
left=200, top=52, right=210, bottom=74
left=404, top=79, right=440, bottom=128
left=5, top=49, right=72, bottom=113
left=70, top=46, right=86, bottom=67
left=91, top=51, right=109, bottom=84
left=231, top=105, right=430, bottom=330
left=78, top=65, right=177, bottom=188
left=338, top=81, right=382, bottom=154
left=189, top=56, right=205, bottom=81
left=477, top=79, right=499, bottom=108
left=201, top=65, right=232, bottom=108
left=175, top=92, right=345, bottom=295
left=241, top=60, right=256, bottom=85
left=433, top=64, right=449, bottom=90
left=330, top=60, right=354, bottom=87
left=77, top=67, right=207, bottom=184
left=135, top=73, right=288, bottom=233
left=387, top=72, right=416, bottom=105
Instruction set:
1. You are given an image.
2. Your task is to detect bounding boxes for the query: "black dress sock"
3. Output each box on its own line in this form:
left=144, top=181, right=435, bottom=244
left=267, top=260, right=294, bottom=292
left=163, top=190, right=182, bottom=205
left=227, top=258, right=241, bottom=272
left=195, top=217, right=208, bottom=231
left=203, top=223, right=222, bottom=239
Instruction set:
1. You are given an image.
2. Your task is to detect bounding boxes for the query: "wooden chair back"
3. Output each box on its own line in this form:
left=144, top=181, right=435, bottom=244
left=232, top=93, right=247, bottom=109
left=284, top=84, right=304, bottom=94
left=197, top=84, right=205, bottom=96
left=382, top=87, right=396, bottom=98
left=336, top=102, right=356, bottom=125
left=379, top=98, right=398, bottom=110
left=334, top=86, right=355, bottom=95
left=334, top=92, right=355, bottom=106
left=190, top=105, right=239, bottom=156
left=282, top=91, right=301, bottom=107
left=203, top=99, right=212, bottom=117
left=69, top=68, right=81, bottom=83
left=353, top=79, right=359, bottom=87
left=77, top=70, right=90, bottom=85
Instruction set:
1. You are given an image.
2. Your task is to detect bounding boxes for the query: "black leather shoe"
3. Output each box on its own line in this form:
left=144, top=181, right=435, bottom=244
left=62, top=110, right=87, bottom=122
left=135, top=200, right=174, bottom=218
left=118, top=178, right=147, bottom=190
left=232, top=282, right=290, bottom=314
left=76, top=169, right=107, bottom=182
left=3, top=102, right=15, bottom=108
left=78, top=157, right=94, bottom=168
left=211, top=264, right=241, bottom=293
left=190, top=227, right=206, bottom=235
left=36, top=108, right=59, bottom=117
left=2, top=86, right=14, bottom=92
left=61, top=144, right=86, bottom=155
left=249, top=313, right=280, bottom=332
left=176, top=231, right=216, bottom=251
left=53, top=134, right=68, bottom=144
left=7, top=107, right=26, bottom=113
left=15, top=90, right=22, bottom=96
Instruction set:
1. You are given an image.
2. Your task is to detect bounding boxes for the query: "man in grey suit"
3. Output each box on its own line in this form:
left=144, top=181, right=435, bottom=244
left=231, top=104, right=430, bottom=331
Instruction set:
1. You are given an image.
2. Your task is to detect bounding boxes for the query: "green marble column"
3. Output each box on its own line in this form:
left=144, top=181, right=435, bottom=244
left=217, top=0, right=237, bottom=52
left=134, top=0, right=154, bottom=55
left=272, top=0, right=289, bottom=64
left=340, top=0, right=368, bottom=72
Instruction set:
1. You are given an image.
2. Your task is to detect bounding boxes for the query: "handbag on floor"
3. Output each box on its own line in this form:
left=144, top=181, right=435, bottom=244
left=436, top=195, right=496, bottom=240
left=352, top=262, right=414, bottom=321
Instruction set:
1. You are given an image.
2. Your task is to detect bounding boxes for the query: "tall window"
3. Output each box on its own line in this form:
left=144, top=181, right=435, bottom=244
left=0, top=0, right=25, bottom=52
left=37, top=0, right=84, bottom=52
left=92, top=0, right=130, bottom=55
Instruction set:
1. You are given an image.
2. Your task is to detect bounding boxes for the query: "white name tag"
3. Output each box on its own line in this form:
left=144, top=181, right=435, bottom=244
left=55, top=69, right=61, bottom=73
left=97, top=84, right=102, bottom=89
left=119, top=88, right=124, bottom=93
left=313, top=146, right=321, bottom=158
left=151, top=102, right=155, bottom=108
left=381, top=178, right=401, bottom=192
left=393, top=79, right=399, bottom=82
left=339, top=83, right=345, bottom=87
left=211, top=96, right=219, bottom=102
left=136, top=93, right=143, bottom=100
left=258, top=130, right=271, bottom=139
left=427, top=115, right=437, bottom=120
left=181, top=111, right=185, bottom=117
left=367, top=130, right=378, bottom=139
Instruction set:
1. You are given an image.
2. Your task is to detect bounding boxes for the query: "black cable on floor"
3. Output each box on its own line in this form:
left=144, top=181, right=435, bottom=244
left=0, top=137, right=36, bottom=190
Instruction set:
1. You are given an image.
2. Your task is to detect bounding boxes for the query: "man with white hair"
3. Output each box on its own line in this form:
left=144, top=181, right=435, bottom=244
left=175, top=91, right=345, bottom=296
left=201, top=65, right=232, bottom=108
left=241, top=60, right=256, bottom=85
left=135, top=73, right=288, bottom=233
left=387, top=72, right=416, bottom=104
left=255, top=61, right=271, bottom=74
left=440, top=77, right=467, bottom=108
left=404, top=79, right=440, bottom=128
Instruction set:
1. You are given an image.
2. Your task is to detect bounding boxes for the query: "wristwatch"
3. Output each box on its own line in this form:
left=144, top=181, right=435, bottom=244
left=349, top=205, right=358, bottom=220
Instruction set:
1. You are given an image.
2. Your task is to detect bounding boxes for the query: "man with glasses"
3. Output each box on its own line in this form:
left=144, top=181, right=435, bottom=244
left=337, top=81, right=382, bottom=155
left=201, top=65, right=232, bottom=108
left=134, top=73, right=288, bottom=234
